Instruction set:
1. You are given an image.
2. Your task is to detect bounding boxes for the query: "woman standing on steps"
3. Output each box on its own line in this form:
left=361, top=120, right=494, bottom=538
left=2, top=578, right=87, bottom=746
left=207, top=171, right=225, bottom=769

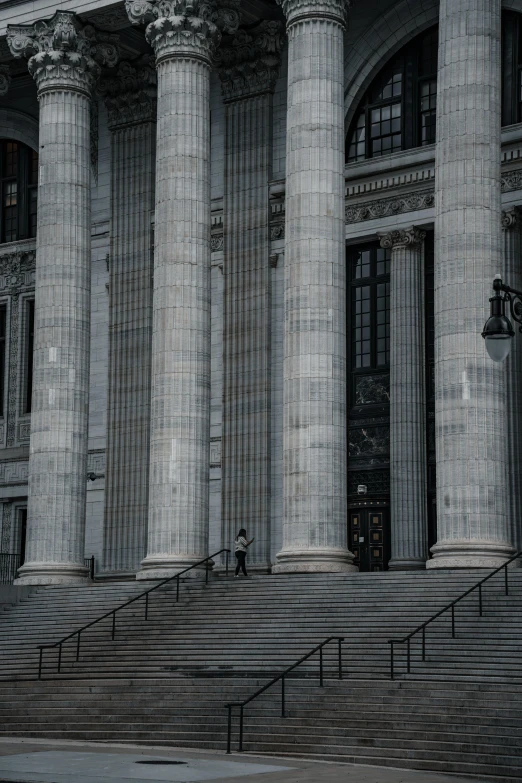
left=234, top=529, right=254, bottom=578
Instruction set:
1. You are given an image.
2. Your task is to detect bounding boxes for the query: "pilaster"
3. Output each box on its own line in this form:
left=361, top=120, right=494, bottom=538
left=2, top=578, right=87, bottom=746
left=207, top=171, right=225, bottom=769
left=502, top=207, right=522, bottom=554
left=429, top=0, right=513, bottom=569
left=126, top=0, right=239, bottom=579
left=217, top=22, right=284, bottom=571
left=380, top=227, right=428, bottom=570
left=6, top=12, right=118, bottom=584
left=98, top=58, right=156, bottom=578
left=273, top=0, right=355, bottom=573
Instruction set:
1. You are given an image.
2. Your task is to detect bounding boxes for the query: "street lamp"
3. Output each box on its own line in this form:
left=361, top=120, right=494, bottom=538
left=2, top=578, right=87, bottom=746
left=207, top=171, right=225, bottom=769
left=482, top=275, right=521, bottom=362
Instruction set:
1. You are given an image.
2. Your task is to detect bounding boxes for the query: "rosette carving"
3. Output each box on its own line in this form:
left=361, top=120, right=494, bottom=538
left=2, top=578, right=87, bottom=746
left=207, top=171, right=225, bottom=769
left=379, top=227, right=426, bottom=251
left=125, top=0, right=239, bottom=62
left=216, top=21, right=284, bottom=101
left=98, top=56, right=157, bottom=128
left=0, top=65, right=11, bottom=97
left=276, top=0, right=349, bottom=28
left=7, top=11, right=119, bottom=95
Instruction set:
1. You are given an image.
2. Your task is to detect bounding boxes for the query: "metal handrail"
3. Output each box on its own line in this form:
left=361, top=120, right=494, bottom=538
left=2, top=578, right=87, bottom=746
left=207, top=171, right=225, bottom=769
left=388, top=550, right=522, bottom=679
left=225, top=636, right=344, bottom=754
left=83, top=556, right=95, bottom=580
left=36, top=548, right=231, bottom=680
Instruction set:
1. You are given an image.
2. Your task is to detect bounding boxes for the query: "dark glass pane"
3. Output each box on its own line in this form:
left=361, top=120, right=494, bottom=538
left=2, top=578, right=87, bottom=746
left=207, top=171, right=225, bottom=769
left=30, top=150, right=39, bottom=185
left=4, top=142, right=18, bottom=178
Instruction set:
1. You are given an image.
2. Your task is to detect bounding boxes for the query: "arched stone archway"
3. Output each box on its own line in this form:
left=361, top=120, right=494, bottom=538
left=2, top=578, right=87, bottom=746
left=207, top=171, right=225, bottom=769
left=0, top=109, right=38, bottom=152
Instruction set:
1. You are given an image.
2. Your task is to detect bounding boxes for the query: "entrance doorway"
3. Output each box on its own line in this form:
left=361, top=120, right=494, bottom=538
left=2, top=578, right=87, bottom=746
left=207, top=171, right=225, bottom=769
left=349, top=508, right=390, bottom=571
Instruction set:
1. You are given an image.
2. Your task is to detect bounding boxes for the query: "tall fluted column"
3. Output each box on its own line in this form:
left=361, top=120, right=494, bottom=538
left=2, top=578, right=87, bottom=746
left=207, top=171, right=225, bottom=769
left=380, top=228, right=428, bottom=570
left=502, top=208, right=522, bottom=553
left=429, top=0, right=513, bottom=569
left=7, top=12, right=118, bottom=584
left=273, top=0, right=355, bottom=573
left=126, top=0, right=239, bottom=578
left=98, top=59, right=156, bottom=577
left=217, top=23, right=284, bottom=571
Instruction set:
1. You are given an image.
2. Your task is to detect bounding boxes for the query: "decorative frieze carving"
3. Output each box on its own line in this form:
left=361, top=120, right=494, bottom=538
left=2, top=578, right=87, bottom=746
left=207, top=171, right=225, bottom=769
left=210, top=234, right=224, bottom=252
left=0, top=65, right=11, bottom=97
left=0, top=460, right=29, bottom=486
left=125, top=0, right=239, bottom=62
left=346, top=190, right=434, bottom=224
left=0, top=249, right=36, bottom=293
left=379, top=226, right=426, bottom=250
left=6, top=294, right=19, bottom=449
left=99, top=57, right=157, bottom=129
left=1, top=503, right=11, bottom=552
left=216, top=21, right=284, bottom=102
left=209, top=438, right=221, bottom=467
left=88, top=450, right=106, bottom=475
left=501, top=169, right=522, bottom=193
left=7, top=11, right=119, bottom=94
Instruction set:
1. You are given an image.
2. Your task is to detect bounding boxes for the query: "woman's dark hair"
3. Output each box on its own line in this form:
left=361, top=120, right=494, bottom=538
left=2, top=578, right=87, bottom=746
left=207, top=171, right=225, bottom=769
left=236, top=528, right=247, bottom=540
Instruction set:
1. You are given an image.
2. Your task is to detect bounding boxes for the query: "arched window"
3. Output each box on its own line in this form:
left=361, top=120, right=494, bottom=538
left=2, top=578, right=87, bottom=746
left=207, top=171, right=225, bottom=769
left=0, top=140, right=38, bottom=244
left=346, top=27, right=438, bottom=163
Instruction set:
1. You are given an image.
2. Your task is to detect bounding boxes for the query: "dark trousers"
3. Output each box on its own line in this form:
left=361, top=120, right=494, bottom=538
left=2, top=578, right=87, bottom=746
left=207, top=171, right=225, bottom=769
left=235, top=551, right=247, bottom=576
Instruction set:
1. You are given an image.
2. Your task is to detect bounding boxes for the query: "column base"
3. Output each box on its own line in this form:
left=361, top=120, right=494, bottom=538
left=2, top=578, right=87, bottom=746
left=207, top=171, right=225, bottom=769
left=388, top=557, right=426, bottom=571
left=136, top=554, right=211, bottom=581
left=426, top=540, right=515, bottom=570
left=272, top=548, right=357, bottom=574
left=14, top=562, right=90, bottom=586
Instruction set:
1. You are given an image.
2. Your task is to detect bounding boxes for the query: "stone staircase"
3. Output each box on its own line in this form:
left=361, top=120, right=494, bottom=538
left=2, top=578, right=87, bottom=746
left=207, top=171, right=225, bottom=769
left=0, top=570, right=521, bottom=779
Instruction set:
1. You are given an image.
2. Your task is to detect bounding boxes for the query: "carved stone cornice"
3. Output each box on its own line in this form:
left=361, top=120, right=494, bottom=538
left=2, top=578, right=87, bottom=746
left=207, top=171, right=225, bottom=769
left=346, top=189, right=435, bottom=224
left=6, top=12, right=119, bottom=96
left=216, top=21, right=284, bottom=102
left=379, top=227, right=426, bottom=251
left=125, top=0, right=239, bottom=64
left=98, top=56, right=157, bottom=129
left=276, top=0, right=349, bottom=28
left=0, top=65, right=11, bottom=97
left=0, top=245, right=36, bottom=293
left=502, top=206, right=522, bottom=230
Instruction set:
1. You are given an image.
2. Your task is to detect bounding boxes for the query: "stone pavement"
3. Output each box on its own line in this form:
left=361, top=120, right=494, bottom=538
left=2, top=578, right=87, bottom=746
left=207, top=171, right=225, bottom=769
left=0, top=738, right=484, bottom=783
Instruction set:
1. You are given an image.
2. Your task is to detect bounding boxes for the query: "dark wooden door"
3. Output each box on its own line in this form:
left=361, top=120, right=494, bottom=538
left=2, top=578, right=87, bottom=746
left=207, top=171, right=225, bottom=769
left=349, top=508, right=389, bottom=571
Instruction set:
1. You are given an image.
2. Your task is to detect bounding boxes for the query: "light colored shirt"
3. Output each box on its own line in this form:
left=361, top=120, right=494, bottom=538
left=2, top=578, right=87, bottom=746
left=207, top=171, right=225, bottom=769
left=235, top=536, right=248, bottom=552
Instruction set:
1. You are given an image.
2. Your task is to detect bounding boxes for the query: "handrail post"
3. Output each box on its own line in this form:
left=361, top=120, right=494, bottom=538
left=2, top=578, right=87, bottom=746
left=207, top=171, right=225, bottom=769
left=205, top=559, right=209, bottom=585
left=225, top=550, right=229, bottom=577
left=90, top=555, right=95, bottom=580
left=451, top=603, right=455, bottom=638
left=38, top=647, right=43, bottom=680
left=145, top=592, right=149, bottom=621
left=226, top=706, right=232, bottom=754
left=505, top=563, right=509, bottom=596
left=176, top=576, right=180, bottom=602
left=338, top=638, right=342, bottom=680
left=112, top=611, right=116, bottom=641
left=57, top=643, right=62, bottom=674
left=281, top=674, right=285, bottom=717
left=76, top=631, right=81, bottom=662
left=319, top=646, right=323, bottom=687
left=390, top=641, right=394, bottom=680
left=479, top=583, right=483, bottom=616
left=422, top=626, right=426, bottom=662
left=239, top=705, right=244, bottom=752
left=407, top=637, right=411, bottom=674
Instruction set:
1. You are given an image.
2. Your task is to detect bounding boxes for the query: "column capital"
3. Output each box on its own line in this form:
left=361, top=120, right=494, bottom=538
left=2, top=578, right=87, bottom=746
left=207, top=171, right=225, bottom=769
left=276, top=0, right=349, bottom=28
left=0, top=65, right=11, bottom=97
left=98, top=56, right=157, bottom=129
left=379, top=227, right=426, bottom=251
left=6, top=11, right=119, bottom=96
left=216, top=21, right=284, bottom=102
left=502, top=206, right=522, bottom=231
left=125, top=0, right=240, bottom=65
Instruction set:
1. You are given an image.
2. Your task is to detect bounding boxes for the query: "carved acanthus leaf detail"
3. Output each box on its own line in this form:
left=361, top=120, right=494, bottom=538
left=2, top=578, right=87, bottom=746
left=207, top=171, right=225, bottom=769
left=7, top=11, right=119, bottom=94
left=0, top=65, right=11, bottom=97
left=346, top=190, right=435, bottom=224
left=98, top=56, right=157, bottom=128
left=216, top=21, right=284, bottom=101
left=379, top=227, right=426, bottom=251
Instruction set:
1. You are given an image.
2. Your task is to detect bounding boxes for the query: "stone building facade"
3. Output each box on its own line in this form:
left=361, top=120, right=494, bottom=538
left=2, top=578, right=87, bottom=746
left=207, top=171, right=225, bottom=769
left=0, top=0, right=521, bottom=583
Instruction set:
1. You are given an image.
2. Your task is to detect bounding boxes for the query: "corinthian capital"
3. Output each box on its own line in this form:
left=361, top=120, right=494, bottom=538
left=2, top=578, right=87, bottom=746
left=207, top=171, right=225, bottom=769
left=276, top=0, right=349, bottom=28
left=125, top=0, right=239, bottom=64
left=7, top=11, right=119, bottom=96
left=0, top=65, right=11, bottom=97
left=98, top=56, right=157, bottom=129
left=216, top=21, right=285, bottom=102
left=379, top=227, right=426, bottom=251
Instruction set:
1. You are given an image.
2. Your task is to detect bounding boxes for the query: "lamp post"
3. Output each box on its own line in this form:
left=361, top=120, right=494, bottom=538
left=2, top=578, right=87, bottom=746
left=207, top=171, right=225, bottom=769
left=482, top=274, right=522, bottom=362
